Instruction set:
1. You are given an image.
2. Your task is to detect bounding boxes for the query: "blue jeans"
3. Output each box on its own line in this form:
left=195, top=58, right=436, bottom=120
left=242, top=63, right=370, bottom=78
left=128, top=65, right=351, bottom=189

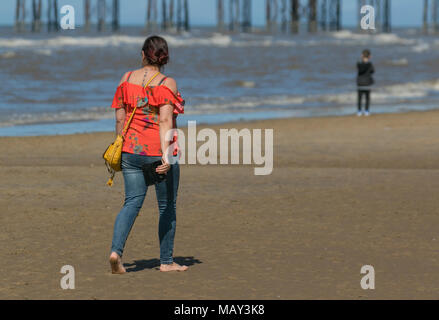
left=110, top=152, right=179, bottom=265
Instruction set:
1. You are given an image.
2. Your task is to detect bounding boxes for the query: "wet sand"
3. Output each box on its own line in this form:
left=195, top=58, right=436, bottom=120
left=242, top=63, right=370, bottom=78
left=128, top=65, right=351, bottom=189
left=1, top=110, right=438, bottom=299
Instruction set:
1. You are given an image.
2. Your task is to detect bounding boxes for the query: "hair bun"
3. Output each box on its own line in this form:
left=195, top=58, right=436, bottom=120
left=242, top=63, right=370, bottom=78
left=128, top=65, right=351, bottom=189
left=142, top=36, right=169, bottom=67
left=157, top=52, right=169, bottom=65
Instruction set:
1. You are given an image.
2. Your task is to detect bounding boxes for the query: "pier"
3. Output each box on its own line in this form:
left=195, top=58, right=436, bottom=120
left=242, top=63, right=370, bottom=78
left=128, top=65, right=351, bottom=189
left=423, top=0, right=439, bottom=34
left=12, top=0, right=437, bottom=34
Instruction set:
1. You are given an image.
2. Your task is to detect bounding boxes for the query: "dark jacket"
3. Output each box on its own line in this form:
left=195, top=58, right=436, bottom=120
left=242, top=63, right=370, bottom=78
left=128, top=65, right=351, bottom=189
left=357, top=61, right=375, bottom=87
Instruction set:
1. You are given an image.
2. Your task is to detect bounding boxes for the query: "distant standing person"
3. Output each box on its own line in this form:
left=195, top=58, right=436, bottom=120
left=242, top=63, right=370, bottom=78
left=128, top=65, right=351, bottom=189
left=356, top=49, right=375, bottom=116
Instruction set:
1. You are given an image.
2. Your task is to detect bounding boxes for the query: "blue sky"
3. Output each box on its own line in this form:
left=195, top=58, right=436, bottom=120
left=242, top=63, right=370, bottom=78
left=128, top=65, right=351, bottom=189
left=0, top=0, right=425, bottom=27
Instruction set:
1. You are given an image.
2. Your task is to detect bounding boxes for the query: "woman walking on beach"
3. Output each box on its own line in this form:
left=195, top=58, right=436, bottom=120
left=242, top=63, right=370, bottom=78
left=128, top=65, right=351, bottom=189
left=109, top=36, right=187, bottom=274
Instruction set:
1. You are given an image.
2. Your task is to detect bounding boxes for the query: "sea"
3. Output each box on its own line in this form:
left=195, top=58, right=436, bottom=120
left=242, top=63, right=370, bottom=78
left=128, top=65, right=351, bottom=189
left=0, top=25, right=438, bottom=136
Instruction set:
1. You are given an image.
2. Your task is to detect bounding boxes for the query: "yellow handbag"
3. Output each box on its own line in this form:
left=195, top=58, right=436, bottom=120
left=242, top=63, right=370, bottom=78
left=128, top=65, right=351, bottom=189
left=103, top=71, right=160, bottom=186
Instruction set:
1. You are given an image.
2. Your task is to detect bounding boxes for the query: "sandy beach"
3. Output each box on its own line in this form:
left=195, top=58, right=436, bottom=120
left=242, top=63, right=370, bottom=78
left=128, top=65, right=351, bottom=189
left=1, top=110, right=438, bottom=299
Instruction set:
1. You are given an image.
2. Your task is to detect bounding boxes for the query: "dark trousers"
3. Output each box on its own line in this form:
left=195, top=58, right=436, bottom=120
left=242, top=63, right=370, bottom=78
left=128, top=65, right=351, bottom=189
left=357, top=89, right=370, bottom=112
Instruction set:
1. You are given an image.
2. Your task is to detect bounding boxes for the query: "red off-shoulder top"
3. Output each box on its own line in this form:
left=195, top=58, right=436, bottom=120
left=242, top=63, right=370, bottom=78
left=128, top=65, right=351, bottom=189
left=111, top=74, right=185, bottom=156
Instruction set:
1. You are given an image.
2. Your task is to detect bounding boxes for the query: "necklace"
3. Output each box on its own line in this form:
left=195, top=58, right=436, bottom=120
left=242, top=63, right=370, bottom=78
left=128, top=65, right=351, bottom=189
left=141, top=67, right=159, bottom=87
left=141, top=69, right=148, bottom=87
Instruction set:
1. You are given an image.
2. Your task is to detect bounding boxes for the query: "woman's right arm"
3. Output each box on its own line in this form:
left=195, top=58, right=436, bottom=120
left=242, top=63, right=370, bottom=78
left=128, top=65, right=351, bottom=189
left=115, top=108, right=126, bottom=137
left=114, top=72, right=130, bottom=137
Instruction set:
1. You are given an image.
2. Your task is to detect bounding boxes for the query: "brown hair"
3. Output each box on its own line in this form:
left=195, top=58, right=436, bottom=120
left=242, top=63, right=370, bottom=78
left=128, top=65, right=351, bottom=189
left=142, top=36, right=169, bottom=68
left=362, top=49, right=371, bottom=58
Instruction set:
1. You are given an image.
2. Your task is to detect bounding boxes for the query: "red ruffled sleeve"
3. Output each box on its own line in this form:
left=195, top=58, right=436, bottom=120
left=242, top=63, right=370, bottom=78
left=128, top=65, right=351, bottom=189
left=110, top=85, right=125, bottom=109
left=111, top=83, right=185, bottom=115
left=146, top=86, right=185, bottom=115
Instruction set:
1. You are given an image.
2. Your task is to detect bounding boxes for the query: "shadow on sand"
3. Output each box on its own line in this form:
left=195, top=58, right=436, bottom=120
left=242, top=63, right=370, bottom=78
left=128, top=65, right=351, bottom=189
left=124, top=256, right=203, bottom=272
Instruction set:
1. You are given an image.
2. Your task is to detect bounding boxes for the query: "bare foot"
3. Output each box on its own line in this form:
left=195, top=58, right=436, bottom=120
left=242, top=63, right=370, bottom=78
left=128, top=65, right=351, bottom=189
left=109, top=252, right=126, bottom=274
left=159, top=262, right=188, bottom=272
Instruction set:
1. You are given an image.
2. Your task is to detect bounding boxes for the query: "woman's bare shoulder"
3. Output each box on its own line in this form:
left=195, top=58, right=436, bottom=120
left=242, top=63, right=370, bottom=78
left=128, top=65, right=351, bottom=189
left=118, top=71, right=132, bottom=85
left=162, top=77, right=178, bottom=94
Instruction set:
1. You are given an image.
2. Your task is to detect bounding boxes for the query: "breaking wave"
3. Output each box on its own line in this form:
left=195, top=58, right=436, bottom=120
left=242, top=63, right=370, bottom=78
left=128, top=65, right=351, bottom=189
left=2, top=79, right=438, bottom=127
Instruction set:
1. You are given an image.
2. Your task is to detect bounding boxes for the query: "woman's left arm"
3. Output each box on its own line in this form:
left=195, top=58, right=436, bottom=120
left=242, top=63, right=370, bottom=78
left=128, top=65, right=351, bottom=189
left=158, top=104, right=174, bottom=172
left=156, top=78, right=178, bottom=174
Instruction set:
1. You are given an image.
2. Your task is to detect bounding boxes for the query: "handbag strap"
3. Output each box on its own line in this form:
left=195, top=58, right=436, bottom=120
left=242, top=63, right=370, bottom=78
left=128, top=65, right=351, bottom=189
left=144, top=71, right=161, bottom=89
left=121, top=71, right=161, bottom=136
